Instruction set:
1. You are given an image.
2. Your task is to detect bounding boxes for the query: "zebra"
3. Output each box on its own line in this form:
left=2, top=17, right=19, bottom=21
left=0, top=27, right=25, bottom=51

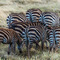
left=0, top=28, right=21, bottom=54
left=39, top=12, right=60, bottom=48
left=47, top=26, right=60, bottom=52
left=23, top=26, right=47, bottom=57
left=6, top=12, right=28, bottom=28
left=26, top=8, right=42, bottom=22
left=39, top=12, right=59, bottom=27
left=9, top=21, right=47, bottom=53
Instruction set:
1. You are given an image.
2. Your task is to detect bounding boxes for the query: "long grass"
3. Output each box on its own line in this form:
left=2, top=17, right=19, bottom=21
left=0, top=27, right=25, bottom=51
left=0, top=44, right=60, bottom=60
left=0, top=0, right=60, bottom=27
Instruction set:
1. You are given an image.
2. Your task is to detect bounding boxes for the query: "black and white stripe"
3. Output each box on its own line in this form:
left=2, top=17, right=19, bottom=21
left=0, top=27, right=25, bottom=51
left=23, top=26, right=42, bottom=57
left=26, top=8, right=42, bottom=22
left=6, top=12, right=27, bottom=28
left=39, top=12, right=59, bottom=27
left=23, top=26, right=42, bottom=48
left=48, top=27, right=60, bottom=51
left=9, top=21, right=47, bottom=52
left=0, top=28, right=21, bottom=54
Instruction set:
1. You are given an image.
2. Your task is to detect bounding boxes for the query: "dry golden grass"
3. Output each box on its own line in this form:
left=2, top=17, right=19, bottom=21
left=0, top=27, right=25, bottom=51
left=0, top=0, right=60, bottom=27
left=0, top=44, right=60, bottom=60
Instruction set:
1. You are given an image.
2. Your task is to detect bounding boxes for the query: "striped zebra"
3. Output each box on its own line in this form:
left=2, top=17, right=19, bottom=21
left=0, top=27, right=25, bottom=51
left=6, top=12, right=28, bottom=28
left=39, top=12, right=59, bottom=27
left=48, top=26, right=60, bottom=52
left=26, top=8, right=42, bottom=22
left=9, top=21, right=47, bottom=53
left=0, top=28, right=21, bottom=54
left=23, top=26, right=47, bottom=57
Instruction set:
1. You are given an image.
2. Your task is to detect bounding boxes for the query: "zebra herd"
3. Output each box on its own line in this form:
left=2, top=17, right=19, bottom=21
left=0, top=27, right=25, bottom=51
left=0, top=8, right=60, bottom=57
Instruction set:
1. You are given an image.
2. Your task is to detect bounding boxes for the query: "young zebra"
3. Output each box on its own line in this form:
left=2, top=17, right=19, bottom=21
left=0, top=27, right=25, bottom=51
left=39, top=12, right=59, bottom=27
left=0, top=28, right=21, bottom=54
left=9, top=21, right=47, bottom=53
left=47, top=26, right=60, bottom=52
left=6, top=12, right=28, bottom=28
left=26, top=8, right=42, bottom=22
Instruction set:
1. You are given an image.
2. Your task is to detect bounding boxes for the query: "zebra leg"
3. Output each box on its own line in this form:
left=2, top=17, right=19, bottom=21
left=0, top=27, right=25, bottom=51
left=17, top=44, right=22, bottom=53
left=50, top=46, right=52, bottom=51
left=35, top=44, right=37, bottom=50
left=8, top=43, right=12, bottom=55
left=49, top=44, right=53, bottom=52
left=17, top=41, right=23, bottom=53
left=45, top=41, right=49, bottom=50
left=34, top=41, right=41, bottom=50
left=41, top=40, right=44, bottom=51
left=29, top=44, right=32, bottom=49
left=35, top=41, right=40, bottom=50
left=53, top=45, right=58, bottom=53
left=12, top=42, right=16, bottom=54
left=26, top=44, right=30, bottom=58
left=25, top=41, right=30, bottom=58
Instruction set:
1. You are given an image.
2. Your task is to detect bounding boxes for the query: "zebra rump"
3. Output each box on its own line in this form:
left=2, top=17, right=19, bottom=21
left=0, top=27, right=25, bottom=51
left=39, top=12, right=59, bottom=27
left=23, top=26, right=42, bottom=49
left=48, top=26, right=60, bottom=51
left=26, top=8, right=42, bottom=22
left=6, top=12, right=28, bottom=28
left=0, top=28, right=21, bottom=54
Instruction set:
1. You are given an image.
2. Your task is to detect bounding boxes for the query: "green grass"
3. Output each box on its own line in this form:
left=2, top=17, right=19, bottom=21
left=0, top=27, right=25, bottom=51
left=0, top=0, right=60, bottom=60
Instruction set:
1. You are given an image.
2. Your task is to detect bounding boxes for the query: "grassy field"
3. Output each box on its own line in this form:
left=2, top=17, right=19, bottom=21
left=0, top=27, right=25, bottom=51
left=0, top=0, right=60, bottom=60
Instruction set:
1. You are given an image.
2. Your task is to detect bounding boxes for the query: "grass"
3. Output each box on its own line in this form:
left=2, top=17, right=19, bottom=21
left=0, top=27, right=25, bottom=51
left=0, top=0, right=60, bottom=60
left=0, top=0, right=60, bottom=24
left=0, top=44, right=60, bottom=60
